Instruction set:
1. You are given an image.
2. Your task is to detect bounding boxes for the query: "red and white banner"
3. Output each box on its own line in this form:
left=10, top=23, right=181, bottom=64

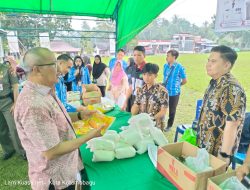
left=7, top=31, right=20, bottom=53
left=39, top=32, right=51, bottom=49
left=0, top=37, right=4, bottom=58
left=215, top=0, right=250, bottom=32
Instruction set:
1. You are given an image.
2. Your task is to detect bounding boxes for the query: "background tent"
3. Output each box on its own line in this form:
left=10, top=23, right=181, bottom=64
left=0, top=0, right=175, bottom=49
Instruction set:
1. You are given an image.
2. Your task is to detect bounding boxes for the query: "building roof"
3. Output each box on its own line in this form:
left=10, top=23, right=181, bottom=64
left=0, top=29, right=6, bottom=36
left=50, top=40, right=80, bottom=53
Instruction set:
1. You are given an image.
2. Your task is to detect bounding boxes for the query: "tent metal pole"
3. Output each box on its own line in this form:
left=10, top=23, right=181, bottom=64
left=0, top=27, right=115, bottom=34
left=114, top=0, right=123, bottom=52
left=115, top=6, right=118, bottom=52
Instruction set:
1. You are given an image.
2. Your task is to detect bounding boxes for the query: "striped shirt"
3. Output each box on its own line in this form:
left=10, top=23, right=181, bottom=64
left=163, top=62, right=186, bottom=96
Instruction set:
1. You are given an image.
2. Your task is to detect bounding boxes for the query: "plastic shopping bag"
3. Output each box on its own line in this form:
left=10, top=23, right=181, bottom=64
left=219, top=176, right=247, bottom=190
left=185, top=148, right=212, bottom=173
left=179, top=128, right=197, bottom=146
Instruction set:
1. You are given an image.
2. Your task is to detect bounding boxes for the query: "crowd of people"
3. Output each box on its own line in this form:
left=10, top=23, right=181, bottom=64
left=0, top=45, right=249, bottom=189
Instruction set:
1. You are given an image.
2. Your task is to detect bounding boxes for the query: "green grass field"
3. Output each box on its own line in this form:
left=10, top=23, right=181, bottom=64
left=146, top=52, right=250, bottom=109
left=0, top=52, right=249, bottom=189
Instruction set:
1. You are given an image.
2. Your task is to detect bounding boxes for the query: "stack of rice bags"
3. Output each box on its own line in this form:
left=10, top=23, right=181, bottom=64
left=67, top=91, right=81, bottom=107
left=67, top=91, right=81, bottom=101
left=86, top=113, right=168, bottom=162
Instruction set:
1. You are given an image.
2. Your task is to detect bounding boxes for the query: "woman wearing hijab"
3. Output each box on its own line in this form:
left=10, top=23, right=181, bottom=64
left=125, top=57, right=135, bottom=84
left=83, top=55, right=92, bottom=76
left=68, top=56, right=91, bottom=92
left=125, top=57, right=136, bottom=112
left=107, top=61, right=128, bottom=108
left=92, top=55, right=110, bottom=97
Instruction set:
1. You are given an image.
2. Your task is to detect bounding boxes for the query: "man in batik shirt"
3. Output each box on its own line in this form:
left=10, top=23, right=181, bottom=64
left=197, top=45, right=246, bottom=166
left=14, top=47, right=103, bottom=190
left=131, top=63, right=168, bottom=130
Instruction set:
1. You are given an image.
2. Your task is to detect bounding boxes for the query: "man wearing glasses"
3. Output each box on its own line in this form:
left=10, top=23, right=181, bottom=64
left=14, top=47, right=103, bottom=190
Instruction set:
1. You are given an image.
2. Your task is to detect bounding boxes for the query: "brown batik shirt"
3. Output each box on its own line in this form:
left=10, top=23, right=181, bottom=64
left=197, top=72, right=246, bottom=157
left=134, top=83, right=169, bottom=129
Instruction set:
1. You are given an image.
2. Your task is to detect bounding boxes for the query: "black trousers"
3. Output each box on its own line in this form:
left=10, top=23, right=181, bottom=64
left=126, top=95, right=136, bottom=112
left=167, top=95, right=180, bottom=128
left=97, top=86, right=106, bottom=97
left=63, top=73, right=72, bottom=91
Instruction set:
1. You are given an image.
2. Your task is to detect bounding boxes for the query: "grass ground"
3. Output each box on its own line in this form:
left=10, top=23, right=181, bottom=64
left=0, top=52, right=249, bottom=189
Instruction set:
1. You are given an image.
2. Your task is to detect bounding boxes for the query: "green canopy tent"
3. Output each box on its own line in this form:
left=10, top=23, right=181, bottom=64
left=0, top=0, right=175, bottom=49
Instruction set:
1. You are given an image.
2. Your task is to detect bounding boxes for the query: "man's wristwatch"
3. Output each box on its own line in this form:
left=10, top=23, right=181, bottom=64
left=77, top=112, right=82, bottom=120
left=219, top=152, right=231, bottom=158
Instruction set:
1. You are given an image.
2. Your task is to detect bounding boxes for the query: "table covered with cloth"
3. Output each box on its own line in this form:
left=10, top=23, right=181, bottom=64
left=79, top=107, right=177, bottom=190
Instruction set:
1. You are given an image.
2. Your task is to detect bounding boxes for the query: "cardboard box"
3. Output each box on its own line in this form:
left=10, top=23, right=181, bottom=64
left=82, top=91, right=101, bottom=105
left=207, top=171, right=236, bottom=190
left=157, top=142, right=227, bottom=190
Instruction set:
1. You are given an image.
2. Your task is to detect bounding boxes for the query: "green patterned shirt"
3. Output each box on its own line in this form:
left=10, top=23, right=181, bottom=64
left=0, top=63, right=18, bottom=97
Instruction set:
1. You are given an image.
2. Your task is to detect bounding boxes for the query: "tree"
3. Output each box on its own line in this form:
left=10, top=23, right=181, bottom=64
left=91, top=20, right=115, bottom=53
left=80, top=21, right=94, bottom=55
left=198, top=21, right=217, bottom=41
left=240, top=31, right=250, bottom=48
left=0, top=13, right=72, bottom=50
left=93, top=20, right=115, bottom=39
left=126, top=37, right=138, bottom=54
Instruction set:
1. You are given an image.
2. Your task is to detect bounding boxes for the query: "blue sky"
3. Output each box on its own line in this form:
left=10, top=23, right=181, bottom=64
left=159, top=0, right=217, bottom=26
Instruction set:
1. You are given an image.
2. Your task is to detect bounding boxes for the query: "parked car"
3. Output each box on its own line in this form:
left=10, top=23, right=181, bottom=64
left=200, top=48, right=211, bottom=53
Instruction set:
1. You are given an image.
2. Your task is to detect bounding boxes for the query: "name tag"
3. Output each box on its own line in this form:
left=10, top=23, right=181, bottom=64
left=135, top=79, right=143, bottom=88
left=0, top=71, right=4, bottom=91
left=0, top=71, right=3, bottom=79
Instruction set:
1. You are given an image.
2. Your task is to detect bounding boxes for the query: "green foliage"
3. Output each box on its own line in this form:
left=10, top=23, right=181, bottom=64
left=137, top=15, right=217, bottom=41
left=136, top=15, right=250, bottom=49
left=80, top=21, right=94, bottom=54
left=0, top=13, right=72, bottom=50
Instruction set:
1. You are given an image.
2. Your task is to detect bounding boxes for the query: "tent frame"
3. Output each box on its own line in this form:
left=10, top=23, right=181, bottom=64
left=0, top=0, right=175, bottom=51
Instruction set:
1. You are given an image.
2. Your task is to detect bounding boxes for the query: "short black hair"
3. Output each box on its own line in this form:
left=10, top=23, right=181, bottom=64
left=134, top=46, right=145, bottom=55
left=211, top=45, right=238, bottom=66
left=142, top=63, right=159, bottom=74
left=167, top=49, right=179, bottom=59
left=57, top=54, right=73, bottom=62
left=117, top=48, right=125, bottom=53
left=128, top=57, right=135, bottom=67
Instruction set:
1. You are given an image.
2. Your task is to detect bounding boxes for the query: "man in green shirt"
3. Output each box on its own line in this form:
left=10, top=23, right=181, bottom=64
left=0, top=62, right=25, bottom=160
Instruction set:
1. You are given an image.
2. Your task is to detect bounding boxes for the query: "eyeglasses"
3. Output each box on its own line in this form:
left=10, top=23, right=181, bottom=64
left=36, top=62, right=57, bottom=69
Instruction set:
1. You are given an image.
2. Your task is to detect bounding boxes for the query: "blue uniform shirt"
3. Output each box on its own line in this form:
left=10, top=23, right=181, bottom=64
left=68, top=66, right=91, bottom=92
left=55, top=75, right=77, bottom=112
left=163, top=62, right=186, bottom=96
